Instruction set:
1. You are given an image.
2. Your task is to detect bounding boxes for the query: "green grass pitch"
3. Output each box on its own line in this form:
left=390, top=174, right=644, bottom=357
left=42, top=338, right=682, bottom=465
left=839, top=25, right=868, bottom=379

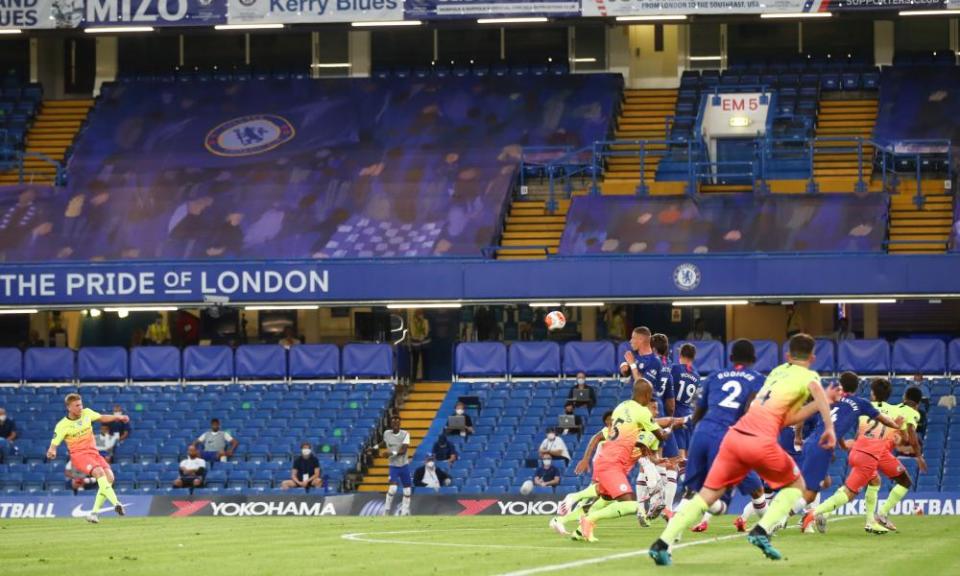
left=2, top=515, right=959, bottom=575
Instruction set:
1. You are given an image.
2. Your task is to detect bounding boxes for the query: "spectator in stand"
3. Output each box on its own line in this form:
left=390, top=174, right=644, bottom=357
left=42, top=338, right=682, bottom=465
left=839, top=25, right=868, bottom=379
left=194, top=418, right=238, bottom=463
left=172, top=445, right=207, bottom=490
left=279, top=326, right=301, bottom=350
left=685, top=317, right=713, bottom=341
left=95, top=423, right=117, bottom=463
left=414, top=454, right=452, bottom=491
left=281, top=442, right=323, bottom=491
left=65, top=461, right=97, bottom=494
left=409, top=309, right=430, bottom=382
left=432, top=435, right=458, bottom=465
left=108, top=404, right=131, bottom=442
left=27, top=330, right=45, bottom=347
left=785, top=304, right=805, bottom=338
left=533, top=456, right=560, bottom=489
left=607, top=307, right=628, bottom=341
left=0, top=406, right=17, bottom=464
left=538, top=427, right=570, bottom=464
left=567, top=372, right=597, bottom=409
left=145, top=313, right=170, bottom=345
left=446, top=401, right=475, bottom=437
left=833, top=316, right=857, bottom=342
left=559, top=402, right=584, bottom=436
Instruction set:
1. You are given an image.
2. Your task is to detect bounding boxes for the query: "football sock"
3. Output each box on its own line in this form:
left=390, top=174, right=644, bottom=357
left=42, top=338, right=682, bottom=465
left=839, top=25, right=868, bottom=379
left=864, top=483, right=880, bottom=519
left=879, top=484, right=909, bottom=517
left=664, top=469, right=679, bottom=512
left=660, top=494, right=708, bottom=543
left=758, top=487, right=801, bottom=533
left=587, top=500, right=638, bottom=523
left=814, top=489, right=850, bottom=516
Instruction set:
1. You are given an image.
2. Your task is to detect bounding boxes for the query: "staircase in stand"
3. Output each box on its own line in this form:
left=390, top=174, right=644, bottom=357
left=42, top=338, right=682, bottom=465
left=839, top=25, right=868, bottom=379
left=888, top=185, right=954, bottom=254
left=602, top=89, right=677, bottom=195
left=357, top=381, right=451, bottom=493
left=0, top=98, right=93, bottom=186
left=495, top=190, right=570, bottom=260
left=813, top=97, right=882, bottom=193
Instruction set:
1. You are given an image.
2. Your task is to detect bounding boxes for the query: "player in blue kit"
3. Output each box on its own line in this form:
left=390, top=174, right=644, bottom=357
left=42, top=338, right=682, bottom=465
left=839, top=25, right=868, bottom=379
left=681, top=339, right=770, bottom=533
left=645, top=333, right=681, bottom=522
left=671, top=343, right=700, bottom=459
left=795, top=371, right=902, bottom=531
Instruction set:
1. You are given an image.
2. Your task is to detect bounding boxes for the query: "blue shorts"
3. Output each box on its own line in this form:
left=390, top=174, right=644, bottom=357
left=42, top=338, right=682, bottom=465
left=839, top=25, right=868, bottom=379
left=683, top=423, right=763, bottom=495
left=661, top=431, right=680, bottom=459
left=673, top=426, right=692, bottom=452
left=388, top=465, right=412, bottom=488
left=800, top=441, right=833, bottom=493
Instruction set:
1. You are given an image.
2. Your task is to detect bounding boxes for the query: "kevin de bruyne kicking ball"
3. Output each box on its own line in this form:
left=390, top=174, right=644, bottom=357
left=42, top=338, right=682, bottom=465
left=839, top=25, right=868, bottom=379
left=46, top=393, right=129, bottom=523
left=649, top=333, right=837, bottom=565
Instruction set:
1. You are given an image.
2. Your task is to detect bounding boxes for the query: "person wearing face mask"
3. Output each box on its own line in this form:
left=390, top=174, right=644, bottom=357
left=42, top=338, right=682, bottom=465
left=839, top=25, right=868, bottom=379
left=538, top=427, right=571, bottom=464
left=567, top=372, right=597, bottom=409
left=432, top=435, right=459, bottom=465
left=560, top=402, right=584, bottom=437
left=534, top=456, right=561, bottom=490
left=414, top=454, right=452, bottom=491
left=446, top=401, right=475, bottom=436
left=0, top=407, right=17, bottom=464
left=281, top=442, right=323, bottom=491
left=107, top=404, right=131, bottom=443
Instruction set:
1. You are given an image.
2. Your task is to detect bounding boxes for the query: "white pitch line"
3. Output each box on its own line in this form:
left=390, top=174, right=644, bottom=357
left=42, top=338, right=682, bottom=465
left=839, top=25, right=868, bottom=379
left=341, top=528, right=624, bottom=552
left=493, top=516, right=858, bottom=576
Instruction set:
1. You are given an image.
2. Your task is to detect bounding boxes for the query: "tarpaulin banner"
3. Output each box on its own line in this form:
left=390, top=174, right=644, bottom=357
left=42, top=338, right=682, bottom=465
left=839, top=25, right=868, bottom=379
left=581, top=0, right=822, bottom=17
left=1, top=1, right=227, bottom=31
left=405, top=0, right=579, bottom=19
left=226, top=0, right=402, bottom=24
left=0, top=494, right=153, bottom=519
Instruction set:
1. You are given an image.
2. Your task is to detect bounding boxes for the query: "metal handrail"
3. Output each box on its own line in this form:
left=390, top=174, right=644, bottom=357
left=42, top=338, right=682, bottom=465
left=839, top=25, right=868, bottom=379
left=0, top=147, right=65, bottom=186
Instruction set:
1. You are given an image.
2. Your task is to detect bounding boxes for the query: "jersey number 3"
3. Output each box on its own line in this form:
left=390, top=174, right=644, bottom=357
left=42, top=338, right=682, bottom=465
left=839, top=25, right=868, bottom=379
left=718, top=381, right=742, bottom=409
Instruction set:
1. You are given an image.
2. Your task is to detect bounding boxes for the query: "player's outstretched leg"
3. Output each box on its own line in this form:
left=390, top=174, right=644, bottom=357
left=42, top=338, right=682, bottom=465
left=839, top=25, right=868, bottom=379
left=648, top=493, right=710, bottom=566
left=746, top=486, right=801, bottom=560
left=89, top=467, right=120, bottom=523
left=876, top=482, right=909, bottom=532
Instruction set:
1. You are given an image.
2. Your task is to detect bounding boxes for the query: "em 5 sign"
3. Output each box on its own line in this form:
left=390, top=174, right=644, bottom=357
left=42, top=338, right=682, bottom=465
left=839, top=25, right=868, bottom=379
left=719, top=96, right=762, bottom=112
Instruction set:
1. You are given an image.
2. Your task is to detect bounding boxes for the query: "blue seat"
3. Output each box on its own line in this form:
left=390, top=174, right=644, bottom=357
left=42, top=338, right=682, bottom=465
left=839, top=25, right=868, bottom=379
left=183, top=345, right=234, bottom=381
left=235, top=345, right=286, bottom=380
left=78, top=347, right=128, bottom=382
left=839, top=340, right=891, bottom=375
left=456, top=342, right=508, bottom=378
left=509, top=342, right=561, bottom=378
left=130, top=346, right=181, bottom=381
left=342, top=344, right=393, bottom=379
left=562, top=341, right=615, bottom=376
left=24, top=348, right=75, bottom=382
left=0, top=348, right=22, bottom=382
left=893, top=339, right=946, bottom=375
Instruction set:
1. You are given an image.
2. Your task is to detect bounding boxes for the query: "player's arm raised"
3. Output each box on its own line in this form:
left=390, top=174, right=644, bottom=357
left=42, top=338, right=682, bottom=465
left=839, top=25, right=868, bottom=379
left=574, top=430, right=604, bottom=475
left=96, top=413, right=130, bottom=424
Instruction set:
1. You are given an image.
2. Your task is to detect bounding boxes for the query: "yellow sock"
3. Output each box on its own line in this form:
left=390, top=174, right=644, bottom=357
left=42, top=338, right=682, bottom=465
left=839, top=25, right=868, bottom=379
left=96, top=475, right=119, bottom=508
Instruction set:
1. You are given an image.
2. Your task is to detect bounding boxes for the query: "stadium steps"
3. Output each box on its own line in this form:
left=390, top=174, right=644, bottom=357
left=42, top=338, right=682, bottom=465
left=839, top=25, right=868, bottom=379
left=887, top=193, right=954, bottom=254
left=812, top=97, right=878, bottom=193
left=357, top=381, right=451, bottom=492
left=602, top=88, right=676, bottom=196
left=495, top=197, right=569, bottom=260
left=0, top=98, right=94, bottom=186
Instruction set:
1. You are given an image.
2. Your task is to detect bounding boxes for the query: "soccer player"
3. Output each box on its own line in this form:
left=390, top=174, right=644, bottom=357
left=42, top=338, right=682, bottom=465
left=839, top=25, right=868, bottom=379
left=46, top=393, right=129, bottom=523
left=382, top=416, right=412, bottom=516
left=647, top=333, right=680, bottom=522
left=574, top=378, right=683, bottom=542
left=671, top=343, right=700, bottom=460
left=649, top=334, right=837, bottom=565
left=794, top=372, right=901, bottom=531
left=680, top=339, right=768, bottom=534
left=550, top=410, right=614, bottom=535
left=806, top=378, right=924, bottom=534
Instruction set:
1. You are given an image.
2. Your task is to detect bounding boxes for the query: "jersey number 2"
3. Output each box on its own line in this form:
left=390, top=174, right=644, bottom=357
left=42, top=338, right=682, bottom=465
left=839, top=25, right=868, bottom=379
left=718, top=381, right=742, bottom=409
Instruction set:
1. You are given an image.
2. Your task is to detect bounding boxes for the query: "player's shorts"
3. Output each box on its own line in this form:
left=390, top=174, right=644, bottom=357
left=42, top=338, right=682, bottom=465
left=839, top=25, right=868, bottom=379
left=592, top=460, right=633, bottom=499
left=800, top=441, right=833, bottom=492
left=388, top=465, right=412, bottom=488
left=684, top=424, right=763, bottom=495
left=704, top=429, right=801, bottom=491
left=70, top=450, right=110, bottom=475
left=661, top=431, right=679, bottom=459
left=845, top=448, right=906, bottom=493
left=673, top=425, right=691, bottom=452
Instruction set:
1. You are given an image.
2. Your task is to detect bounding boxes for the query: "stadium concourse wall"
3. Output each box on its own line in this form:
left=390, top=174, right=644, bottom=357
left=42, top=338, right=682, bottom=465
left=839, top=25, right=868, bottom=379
left=2, top=253, right=960, bottom=307
left=2, top=492, right=959, bottom=519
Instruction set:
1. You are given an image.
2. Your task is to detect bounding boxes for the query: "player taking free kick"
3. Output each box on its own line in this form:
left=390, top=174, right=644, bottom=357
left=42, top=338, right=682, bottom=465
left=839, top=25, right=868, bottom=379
left=649, top=333, right=836, bottom=565
left=47, top=393, right=129, bottom=523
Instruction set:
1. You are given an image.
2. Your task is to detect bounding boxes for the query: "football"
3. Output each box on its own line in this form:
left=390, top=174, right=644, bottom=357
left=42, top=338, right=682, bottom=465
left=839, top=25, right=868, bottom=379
left=545, top=310, right=566, bottom=331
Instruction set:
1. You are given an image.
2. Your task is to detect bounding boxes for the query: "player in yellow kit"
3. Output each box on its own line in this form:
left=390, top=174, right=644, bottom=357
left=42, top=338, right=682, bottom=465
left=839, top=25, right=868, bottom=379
left=47, top=393, right=130, bottom=523
left=573, top=377, right=684, bottom=542
left=549, top=410, right=614, bottom=536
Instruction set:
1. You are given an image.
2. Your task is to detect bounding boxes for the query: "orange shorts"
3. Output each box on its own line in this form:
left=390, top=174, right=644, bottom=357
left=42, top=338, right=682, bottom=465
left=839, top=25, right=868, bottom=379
left=592, top=460, right=634, bottom=499
left=704, top=429, right=801, bottom=491
left=845, top=448, right=905, bottom=493
left=71, top=451, right=110, bottom=475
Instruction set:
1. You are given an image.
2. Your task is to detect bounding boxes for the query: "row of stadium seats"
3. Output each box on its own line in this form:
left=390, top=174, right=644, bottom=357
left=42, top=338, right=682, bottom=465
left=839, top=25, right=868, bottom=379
left=455, top=338, right=960, bottom=378
left=680, top=69, right=880, bottom=91
left=0, top=80, right=42, bottom=150
left=891, top=50, right=958, bottom=67
left=726, top=54, right=875, bottom=73
left=0, top=383, right=394, bottom=494
left=0, top=343, right=393, bottom=383
left=372, top=63, right=570, bottom=80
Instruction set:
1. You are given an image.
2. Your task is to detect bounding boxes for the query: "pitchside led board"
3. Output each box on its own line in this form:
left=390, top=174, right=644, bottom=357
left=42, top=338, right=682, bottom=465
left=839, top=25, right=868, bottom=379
left=699, top=92, right=771, bottom=184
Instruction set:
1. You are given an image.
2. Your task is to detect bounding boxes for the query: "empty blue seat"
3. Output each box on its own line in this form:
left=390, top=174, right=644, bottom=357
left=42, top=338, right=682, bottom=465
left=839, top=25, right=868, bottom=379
left=455, top=342, right=507, bottom=378
left=24, top=348, right=75, bottom=382
left=235, top=345, right=286, bottom=380
left=78, top=347, right=128, bottom=382
left=183, top=345, right=234, bottom=381
left=288, top=344, right=339, bottom=379
left=893, top=339, right=946, bottom=375
left=839, top=339, right=891, bottom=375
